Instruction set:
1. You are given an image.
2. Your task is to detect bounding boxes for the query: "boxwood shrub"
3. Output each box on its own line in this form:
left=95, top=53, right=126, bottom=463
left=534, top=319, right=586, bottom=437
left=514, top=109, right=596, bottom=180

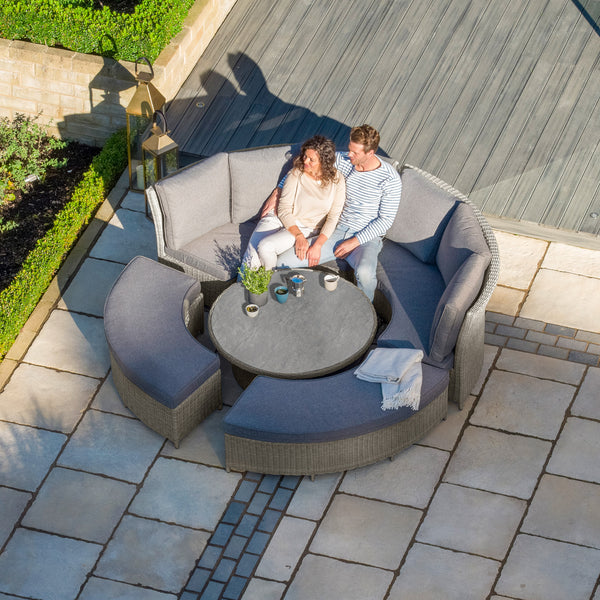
left=0, top=128, right=127, bottom=360
left=0, top=0, right=195, bottom=62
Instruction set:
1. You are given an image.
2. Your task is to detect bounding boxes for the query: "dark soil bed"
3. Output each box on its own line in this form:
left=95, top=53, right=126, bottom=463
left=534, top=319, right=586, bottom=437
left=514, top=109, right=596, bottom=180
left=0, top=141, right=101, bottom=292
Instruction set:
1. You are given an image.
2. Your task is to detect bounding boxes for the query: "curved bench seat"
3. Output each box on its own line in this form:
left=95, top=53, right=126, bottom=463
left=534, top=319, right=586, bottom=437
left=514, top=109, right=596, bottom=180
left=104, top=256, right=222, bottom=447
left=223, top=365, right=448, bottom=476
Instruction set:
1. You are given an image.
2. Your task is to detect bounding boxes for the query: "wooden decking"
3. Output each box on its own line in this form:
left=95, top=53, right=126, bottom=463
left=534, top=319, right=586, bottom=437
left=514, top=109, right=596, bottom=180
left=167, top=0, right=600, bottom=244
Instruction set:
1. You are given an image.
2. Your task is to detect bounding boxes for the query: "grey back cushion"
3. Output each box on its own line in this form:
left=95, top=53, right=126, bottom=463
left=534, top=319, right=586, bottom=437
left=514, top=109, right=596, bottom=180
left=229, top=145, right=294, bottom=224
left=386, top=168, right=458, bottom=264
left=428, top=202, right=492, bottom=363
left=154, top=152, right=230, bottom=250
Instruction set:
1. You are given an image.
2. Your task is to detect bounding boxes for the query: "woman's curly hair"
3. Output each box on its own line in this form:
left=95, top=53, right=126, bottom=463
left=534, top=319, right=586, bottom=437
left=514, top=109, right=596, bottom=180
left=293, top=135, right=339, bottom=186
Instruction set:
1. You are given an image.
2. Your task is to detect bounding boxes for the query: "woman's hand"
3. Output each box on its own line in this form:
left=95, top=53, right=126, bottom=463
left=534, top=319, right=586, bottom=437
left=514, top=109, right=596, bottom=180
left=261, top=188, right=281, bottom=217
left=294, top=234, right=309, bottom=261
left=306, top=244, right=322, bottom=267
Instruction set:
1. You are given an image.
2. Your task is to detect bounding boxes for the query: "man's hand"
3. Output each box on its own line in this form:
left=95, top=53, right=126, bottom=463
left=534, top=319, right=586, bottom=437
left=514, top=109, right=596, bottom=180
left=261, top=188, right=281, bottom=217
left=334, top=237, right=360, bottom=259
left=306, top=244, right=322, bottom=267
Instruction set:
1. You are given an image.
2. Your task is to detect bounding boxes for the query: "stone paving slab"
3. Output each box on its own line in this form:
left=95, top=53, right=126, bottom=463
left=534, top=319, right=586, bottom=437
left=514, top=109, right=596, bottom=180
left=57, top=257, right=125, bottom=316
left=89, top=208, right=156, bottom=264
left=0, top=421, right=66, bottom=491
left=339, top=444, right=449, bottom=508
left=129, top=457, right=241, bottom=530
left=572, top=366, right=600, bottom=420
left=309, top=494, right=421, bottom=570
left=0, top=528, right=102, bottom=600
left=547, top=417, right=600, bottom=484
left=496, top=534, right=600, bottom=600
left=388, top=543, right=500, bottom=600
left=240, top=578, right=286, bottom=600
left=495, top=231, right=548, bottom=289
left=284, top=554, right=393, bottom=600
left=416, top=482, right=526, bottom=560
left=443, top=426, right=551, bottom=499
left=22, top=309, right=110, bottom=378
left=79, top=577, right=178, bottom=600
left=57, top=409, right=164, bottom=483
left=0, top=363, right=99, bottom=433
left=470, top=369, right=573, bottom=439
left=285, top=473, right=341, bottom=521
left=91, top=373, right=134, bottom=417
left=522, top=474, right=600, bottom=548
left=0, top=487, right=31, bottom=547
left=543, top=242, right=600, bottom=278
left=95, top=515, right=209, bottom=593
left=417, top=394, right=474, bottom=451
left=22, top=466, right=136, bottom=543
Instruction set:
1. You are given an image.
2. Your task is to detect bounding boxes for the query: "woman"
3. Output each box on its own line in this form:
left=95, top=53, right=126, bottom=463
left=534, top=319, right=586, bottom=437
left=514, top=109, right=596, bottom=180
left=241, top=135, right=345, bottom=270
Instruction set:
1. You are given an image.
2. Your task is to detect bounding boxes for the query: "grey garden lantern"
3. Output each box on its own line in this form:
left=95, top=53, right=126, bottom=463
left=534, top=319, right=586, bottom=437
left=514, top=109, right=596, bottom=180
left=142, top=110, right=179, bottom=216
left=126, top=57, right=166, bottom=191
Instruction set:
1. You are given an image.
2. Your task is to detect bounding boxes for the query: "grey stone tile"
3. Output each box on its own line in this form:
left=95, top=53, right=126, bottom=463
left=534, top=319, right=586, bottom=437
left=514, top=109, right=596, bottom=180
left=80, top=577, right=177, bottom=599
left=572, top=366, right=600, bottom=420
left=496, top=324, right=527, bottom=339
left=130, top=457, right=240, bottom=529
left=522, top=474, right=600, bottom=548
left=0, top=487, right=31, bottom=547
left=506, top=338, right=538, bottom=353
left=0, top=363, right=98, bottom=433
left=418, top=395, right=474, bottom=451
left=340, top=444, right=448, bottom=508
left=0, top=528, right=101, bottom=599
left=310, top=494, right=421, bottom=570
left=255, top=516, right=315, bottom=582
left=569, top=351, right=600, bottom=367
left=58, top=257, right=124, bottom=316
left=557, top=336, right=587, bottom=351
left=241, top=578, right=286, bottom=600
left=496, top=534, right=600, bottom=600
left=119, top=190, right=145, bottom=212
left=0, top=422, right=66, bottom=491
left=286, top=473, right=341, bottom=521
left=497, top=348, right=585, bottom=385
left=22, top=467, right=136, bottom=543
left=538, top=344, right=569, bottom=360
left=161, top=408, right=229, bottom=467
left=58, top=410, right=164, bottom=483
left=547, top=417, right=600, bottom=483
left=545, top=323, right=577, bottom=337
left=486, top=311, right=515, bottom=325
left=416, top=483, right=526, bottom=560
left=23, top=310, right=111, bottom=378
left=525, top=329, right=558, bottom=345
left=285, top=554, right=393, bottom=600
left=89, top=208, right=156, bottom=263
left=471, top=370, right=573, bottom=439
left=443, top=426, right=551, bottom=499
left=95, top=515, right=209, bottom=593
left=91, top=372, right=134, bottom=416
left=388, top=544, right=499, bottom=600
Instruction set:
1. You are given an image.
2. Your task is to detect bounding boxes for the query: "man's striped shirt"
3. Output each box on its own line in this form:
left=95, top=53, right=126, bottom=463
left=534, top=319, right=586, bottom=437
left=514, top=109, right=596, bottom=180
left=334, top=152, right=402, bottom=244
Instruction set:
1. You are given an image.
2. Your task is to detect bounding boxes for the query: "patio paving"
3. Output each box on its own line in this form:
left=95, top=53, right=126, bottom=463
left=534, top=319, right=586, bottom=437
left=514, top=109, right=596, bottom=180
left=0, top=185, right=599, bottom=599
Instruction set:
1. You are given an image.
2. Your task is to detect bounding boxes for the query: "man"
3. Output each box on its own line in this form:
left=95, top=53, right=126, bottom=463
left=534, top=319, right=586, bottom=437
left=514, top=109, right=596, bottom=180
left=265, top=124, right=402, bottom=301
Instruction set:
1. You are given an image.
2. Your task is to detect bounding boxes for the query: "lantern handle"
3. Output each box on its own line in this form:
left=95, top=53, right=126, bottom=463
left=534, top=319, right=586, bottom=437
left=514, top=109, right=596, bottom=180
left=154, top=110, right=169, bottom=135
left=134, top=57, right=154, bottom=82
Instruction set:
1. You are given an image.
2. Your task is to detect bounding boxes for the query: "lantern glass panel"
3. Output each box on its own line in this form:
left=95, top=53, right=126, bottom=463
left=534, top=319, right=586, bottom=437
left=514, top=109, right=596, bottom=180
left=127, top=113, right=152, bottom=190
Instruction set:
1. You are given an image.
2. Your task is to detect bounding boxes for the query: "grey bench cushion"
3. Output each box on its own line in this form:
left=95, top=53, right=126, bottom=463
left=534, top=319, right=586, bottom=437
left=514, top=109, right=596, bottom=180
left=223, top=365, right=449, bottom=444
left=104, top=256, right=219, bottom=409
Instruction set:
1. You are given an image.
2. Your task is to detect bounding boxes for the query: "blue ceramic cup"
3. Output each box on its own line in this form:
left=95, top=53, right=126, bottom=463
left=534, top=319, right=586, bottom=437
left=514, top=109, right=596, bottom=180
left=274, top=285, right=289, bottom=303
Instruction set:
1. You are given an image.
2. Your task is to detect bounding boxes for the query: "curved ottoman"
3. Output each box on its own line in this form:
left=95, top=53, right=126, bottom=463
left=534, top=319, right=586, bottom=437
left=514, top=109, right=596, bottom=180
left=223, top=365, right=448, bottom=476
left=104, top=256, right=222, bottom=447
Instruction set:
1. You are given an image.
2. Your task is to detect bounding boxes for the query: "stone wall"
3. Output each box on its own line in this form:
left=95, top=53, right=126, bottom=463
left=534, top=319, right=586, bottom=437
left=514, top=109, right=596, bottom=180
left=0, top=0, right=237, bottom=146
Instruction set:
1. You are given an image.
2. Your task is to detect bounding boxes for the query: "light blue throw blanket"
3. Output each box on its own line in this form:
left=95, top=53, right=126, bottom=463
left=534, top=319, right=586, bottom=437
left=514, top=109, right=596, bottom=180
left=354, top=348, right=424, bottom=410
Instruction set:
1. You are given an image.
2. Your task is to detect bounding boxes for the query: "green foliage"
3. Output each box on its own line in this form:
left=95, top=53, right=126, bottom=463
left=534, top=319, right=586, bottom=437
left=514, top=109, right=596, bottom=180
left=0, top=0, right=195, bottom=62
left=237, top=265, right=273, bottom=295
left=0, top=113, right=67, bottom=205
left=0, top=128, right=127, bottom=360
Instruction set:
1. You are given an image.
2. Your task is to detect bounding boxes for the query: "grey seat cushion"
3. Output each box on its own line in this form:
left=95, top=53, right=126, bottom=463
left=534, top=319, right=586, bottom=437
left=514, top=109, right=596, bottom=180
left=385, top=168, right=458, bottom=264
left=104, top=257, right=219, bottom=409
left=223, top=365, right=449, bottom=444
left=154, top=152, right=231, bottom=249
left=376, top=242, right=450, bottom=368
left=167, top=220, right=258, bottom=280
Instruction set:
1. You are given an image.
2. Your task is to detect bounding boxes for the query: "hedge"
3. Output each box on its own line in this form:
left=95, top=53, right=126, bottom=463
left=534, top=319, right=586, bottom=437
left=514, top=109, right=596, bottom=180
left=0, top=128, right=127, bottom=360
left=0, top=0, right=195, bottom=62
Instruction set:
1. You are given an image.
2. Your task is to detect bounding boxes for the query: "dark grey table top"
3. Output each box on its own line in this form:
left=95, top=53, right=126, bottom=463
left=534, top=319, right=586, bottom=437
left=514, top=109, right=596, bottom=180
left=208, top=269, right=377, bottom=379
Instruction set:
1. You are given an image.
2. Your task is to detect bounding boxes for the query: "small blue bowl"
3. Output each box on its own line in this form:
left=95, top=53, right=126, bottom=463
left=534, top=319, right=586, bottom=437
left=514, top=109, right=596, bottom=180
left=274, top=285, right=289, bottom=303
